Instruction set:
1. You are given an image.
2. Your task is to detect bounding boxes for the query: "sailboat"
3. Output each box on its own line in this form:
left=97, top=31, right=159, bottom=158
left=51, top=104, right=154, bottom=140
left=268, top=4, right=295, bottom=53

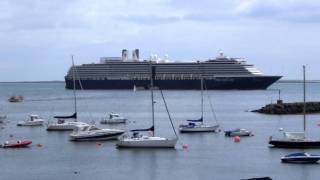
left=269, top=65, right=320, bottom=148
left=179, top=78, right=219, bottom=133
left=116, top=64, right=178, bottom=148
left=47, top=56, right=88, bottom=131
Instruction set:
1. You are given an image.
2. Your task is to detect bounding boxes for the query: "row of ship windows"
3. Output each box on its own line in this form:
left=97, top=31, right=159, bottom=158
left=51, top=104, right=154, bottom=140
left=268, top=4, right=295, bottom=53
left=81, top=61, right=243, bottom=67
left=67, top=72, right=251, bottom=80
left=69, top=70, right=251, bottom=76
left=72, top=65, right=253, bottom=70
left=71, top=68, right=249, bottom=73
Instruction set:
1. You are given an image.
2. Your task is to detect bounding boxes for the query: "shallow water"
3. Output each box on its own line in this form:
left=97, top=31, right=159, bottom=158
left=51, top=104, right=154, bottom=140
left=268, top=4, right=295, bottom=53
left=1, top=82, right=320, bottom=180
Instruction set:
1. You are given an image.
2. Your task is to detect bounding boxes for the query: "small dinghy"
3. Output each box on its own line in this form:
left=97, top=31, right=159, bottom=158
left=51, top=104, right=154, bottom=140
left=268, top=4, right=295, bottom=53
left=100, top=113, right=127, bottom=124
left=1, top=140, right=32, bottom=148
left=225, top=128, right=253, bottom=137
left=281, top=152, right=320, bottom=164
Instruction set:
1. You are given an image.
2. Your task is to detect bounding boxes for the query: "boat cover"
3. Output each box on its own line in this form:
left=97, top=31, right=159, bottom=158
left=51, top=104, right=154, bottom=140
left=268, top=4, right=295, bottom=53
left=131, top=126, right=154, bottom=132
left=187, top=117, right=203, bottom=122
left=54, top=112, right=77, bottom=119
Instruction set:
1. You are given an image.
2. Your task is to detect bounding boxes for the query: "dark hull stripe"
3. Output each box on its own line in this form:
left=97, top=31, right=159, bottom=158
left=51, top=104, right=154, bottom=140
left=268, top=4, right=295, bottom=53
left=282, top=158, right=320, bottom=163
left=269, top=140, right=320, bottom=148
left=71, top=132, right=124, bottom=141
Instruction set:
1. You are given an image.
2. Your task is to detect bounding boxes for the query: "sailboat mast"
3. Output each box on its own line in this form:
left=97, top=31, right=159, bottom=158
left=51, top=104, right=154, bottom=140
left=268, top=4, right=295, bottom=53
left=303, top=65, right=306, bottom=133
left=72, top=56, right=77, bottom=121
left=201, top=77, right=204, bottom=124
left=150, top=63, right=155, bottom=136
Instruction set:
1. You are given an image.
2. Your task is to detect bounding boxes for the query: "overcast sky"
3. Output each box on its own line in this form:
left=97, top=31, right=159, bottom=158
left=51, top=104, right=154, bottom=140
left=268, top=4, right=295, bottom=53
left=0, top=0, right=319, bottom=81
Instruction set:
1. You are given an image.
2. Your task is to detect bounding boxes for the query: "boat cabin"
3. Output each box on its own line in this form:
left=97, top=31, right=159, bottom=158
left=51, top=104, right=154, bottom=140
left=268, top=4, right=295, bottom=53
left=109, top=113, right=120, bottom=119
left=29, top=115, right=40, bottom=121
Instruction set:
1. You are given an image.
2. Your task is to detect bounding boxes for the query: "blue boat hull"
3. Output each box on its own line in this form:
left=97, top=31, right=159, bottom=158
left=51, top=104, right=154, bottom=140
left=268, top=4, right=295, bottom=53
left=65, top=76, right=281, bottom=90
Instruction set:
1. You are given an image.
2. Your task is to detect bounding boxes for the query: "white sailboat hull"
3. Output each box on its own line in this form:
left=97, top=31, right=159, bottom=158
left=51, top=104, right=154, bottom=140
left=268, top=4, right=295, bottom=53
left=179, top=124, right=219, bottom=133
left=116, top=136, right=177, bottom=148
left=46, top=122, right=89, bottom=131
left=100, top=118, right=127, bottom=124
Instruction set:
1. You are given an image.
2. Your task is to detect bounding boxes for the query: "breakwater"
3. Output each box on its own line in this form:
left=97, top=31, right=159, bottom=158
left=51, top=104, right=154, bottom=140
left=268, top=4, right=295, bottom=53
left=252, top=100, right=320, bottom=114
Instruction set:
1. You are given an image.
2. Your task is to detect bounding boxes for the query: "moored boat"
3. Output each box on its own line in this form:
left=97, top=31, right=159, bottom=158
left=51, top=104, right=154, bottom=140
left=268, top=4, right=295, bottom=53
left=47, top=118, right=89, bottom=131
left=100, top=113, right=127, bottom=124
left=1, top=140, right=32, bottom=148
left=225, top=128, right=253, bottom=137
left=281, top=152, right=320, bottom=164
left=116, top=64, right=178, bottom=148
left=269, top=66, right=320, bottom=148
left=47, top=57, right=88, bottom=131
left=117, top=134, right=177, bottom=148
left=179, top=78, right=219, bottom=133
left=179, top=121, right=219, bottom=133
left=269, top=132, right=320, bottom=148
left=70, top=125, right=125, bottom=141
left=17, top=115, right=44, bottom=126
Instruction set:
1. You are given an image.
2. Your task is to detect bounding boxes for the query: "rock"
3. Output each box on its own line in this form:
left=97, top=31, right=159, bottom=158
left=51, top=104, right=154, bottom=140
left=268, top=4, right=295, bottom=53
left=252, top=101, right=320, bottom=114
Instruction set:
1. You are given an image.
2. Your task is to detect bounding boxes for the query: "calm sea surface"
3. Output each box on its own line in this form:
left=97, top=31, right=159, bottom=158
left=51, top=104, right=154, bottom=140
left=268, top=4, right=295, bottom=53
left=1, top=82, right=320, bottom=180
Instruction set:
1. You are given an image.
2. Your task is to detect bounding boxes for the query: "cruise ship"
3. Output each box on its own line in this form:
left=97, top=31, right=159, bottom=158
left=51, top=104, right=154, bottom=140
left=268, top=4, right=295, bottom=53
left=65, top=49, right=281, bottom=90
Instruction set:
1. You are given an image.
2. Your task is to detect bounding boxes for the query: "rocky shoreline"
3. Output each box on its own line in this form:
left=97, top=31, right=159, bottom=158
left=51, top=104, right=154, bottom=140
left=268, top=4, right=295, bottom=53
left=252, top=100, right=320, bottom=114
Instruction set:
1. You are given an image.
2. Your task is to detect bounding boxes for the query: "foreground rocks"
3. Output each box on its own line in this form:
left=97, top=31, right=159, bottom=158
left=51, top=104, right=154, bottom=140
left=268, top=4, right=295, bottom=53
left=252, top=100, right=320, bottom=114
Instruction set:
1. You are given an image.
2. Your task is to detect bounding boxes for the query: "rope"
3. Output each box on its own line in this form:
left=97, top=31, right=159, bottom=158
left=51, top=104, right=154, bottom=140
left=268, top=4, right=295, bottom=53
left=203, top=80, right=219, bottom=124
left=73, top=59, right=94, bottom=123
left=159, top=89, right=178, bottom=139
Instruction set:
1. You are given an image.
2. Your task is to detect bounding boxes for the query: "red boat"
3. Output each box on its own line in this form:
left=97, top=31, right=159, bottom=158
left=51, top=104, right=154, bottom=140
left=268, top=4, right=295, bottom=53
left=1, top=140, right=32, bottom=148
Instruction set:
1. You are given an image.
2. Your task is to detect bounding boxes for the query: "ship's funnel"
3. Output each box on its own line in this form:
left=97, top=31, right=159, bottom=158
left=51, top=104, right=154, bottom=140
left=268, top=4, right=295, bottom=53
left=132, top=49, right=139, bottom=61
left=122, top=49, right=128, bottom=61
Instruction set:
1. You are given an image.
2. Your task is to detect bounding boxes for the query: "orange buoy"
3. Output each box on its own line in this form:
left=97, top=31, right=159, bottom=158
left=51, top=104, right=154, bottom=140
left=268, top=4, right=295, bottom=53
left=234, top=136, right=241, bottom=143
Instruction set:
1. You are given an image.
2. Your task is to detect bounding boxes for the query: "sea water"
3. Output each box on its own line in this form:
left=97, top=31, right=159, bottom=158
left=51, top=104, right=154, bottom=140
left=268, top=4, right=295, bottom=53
left=0, top=82, right=320, bottom=180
